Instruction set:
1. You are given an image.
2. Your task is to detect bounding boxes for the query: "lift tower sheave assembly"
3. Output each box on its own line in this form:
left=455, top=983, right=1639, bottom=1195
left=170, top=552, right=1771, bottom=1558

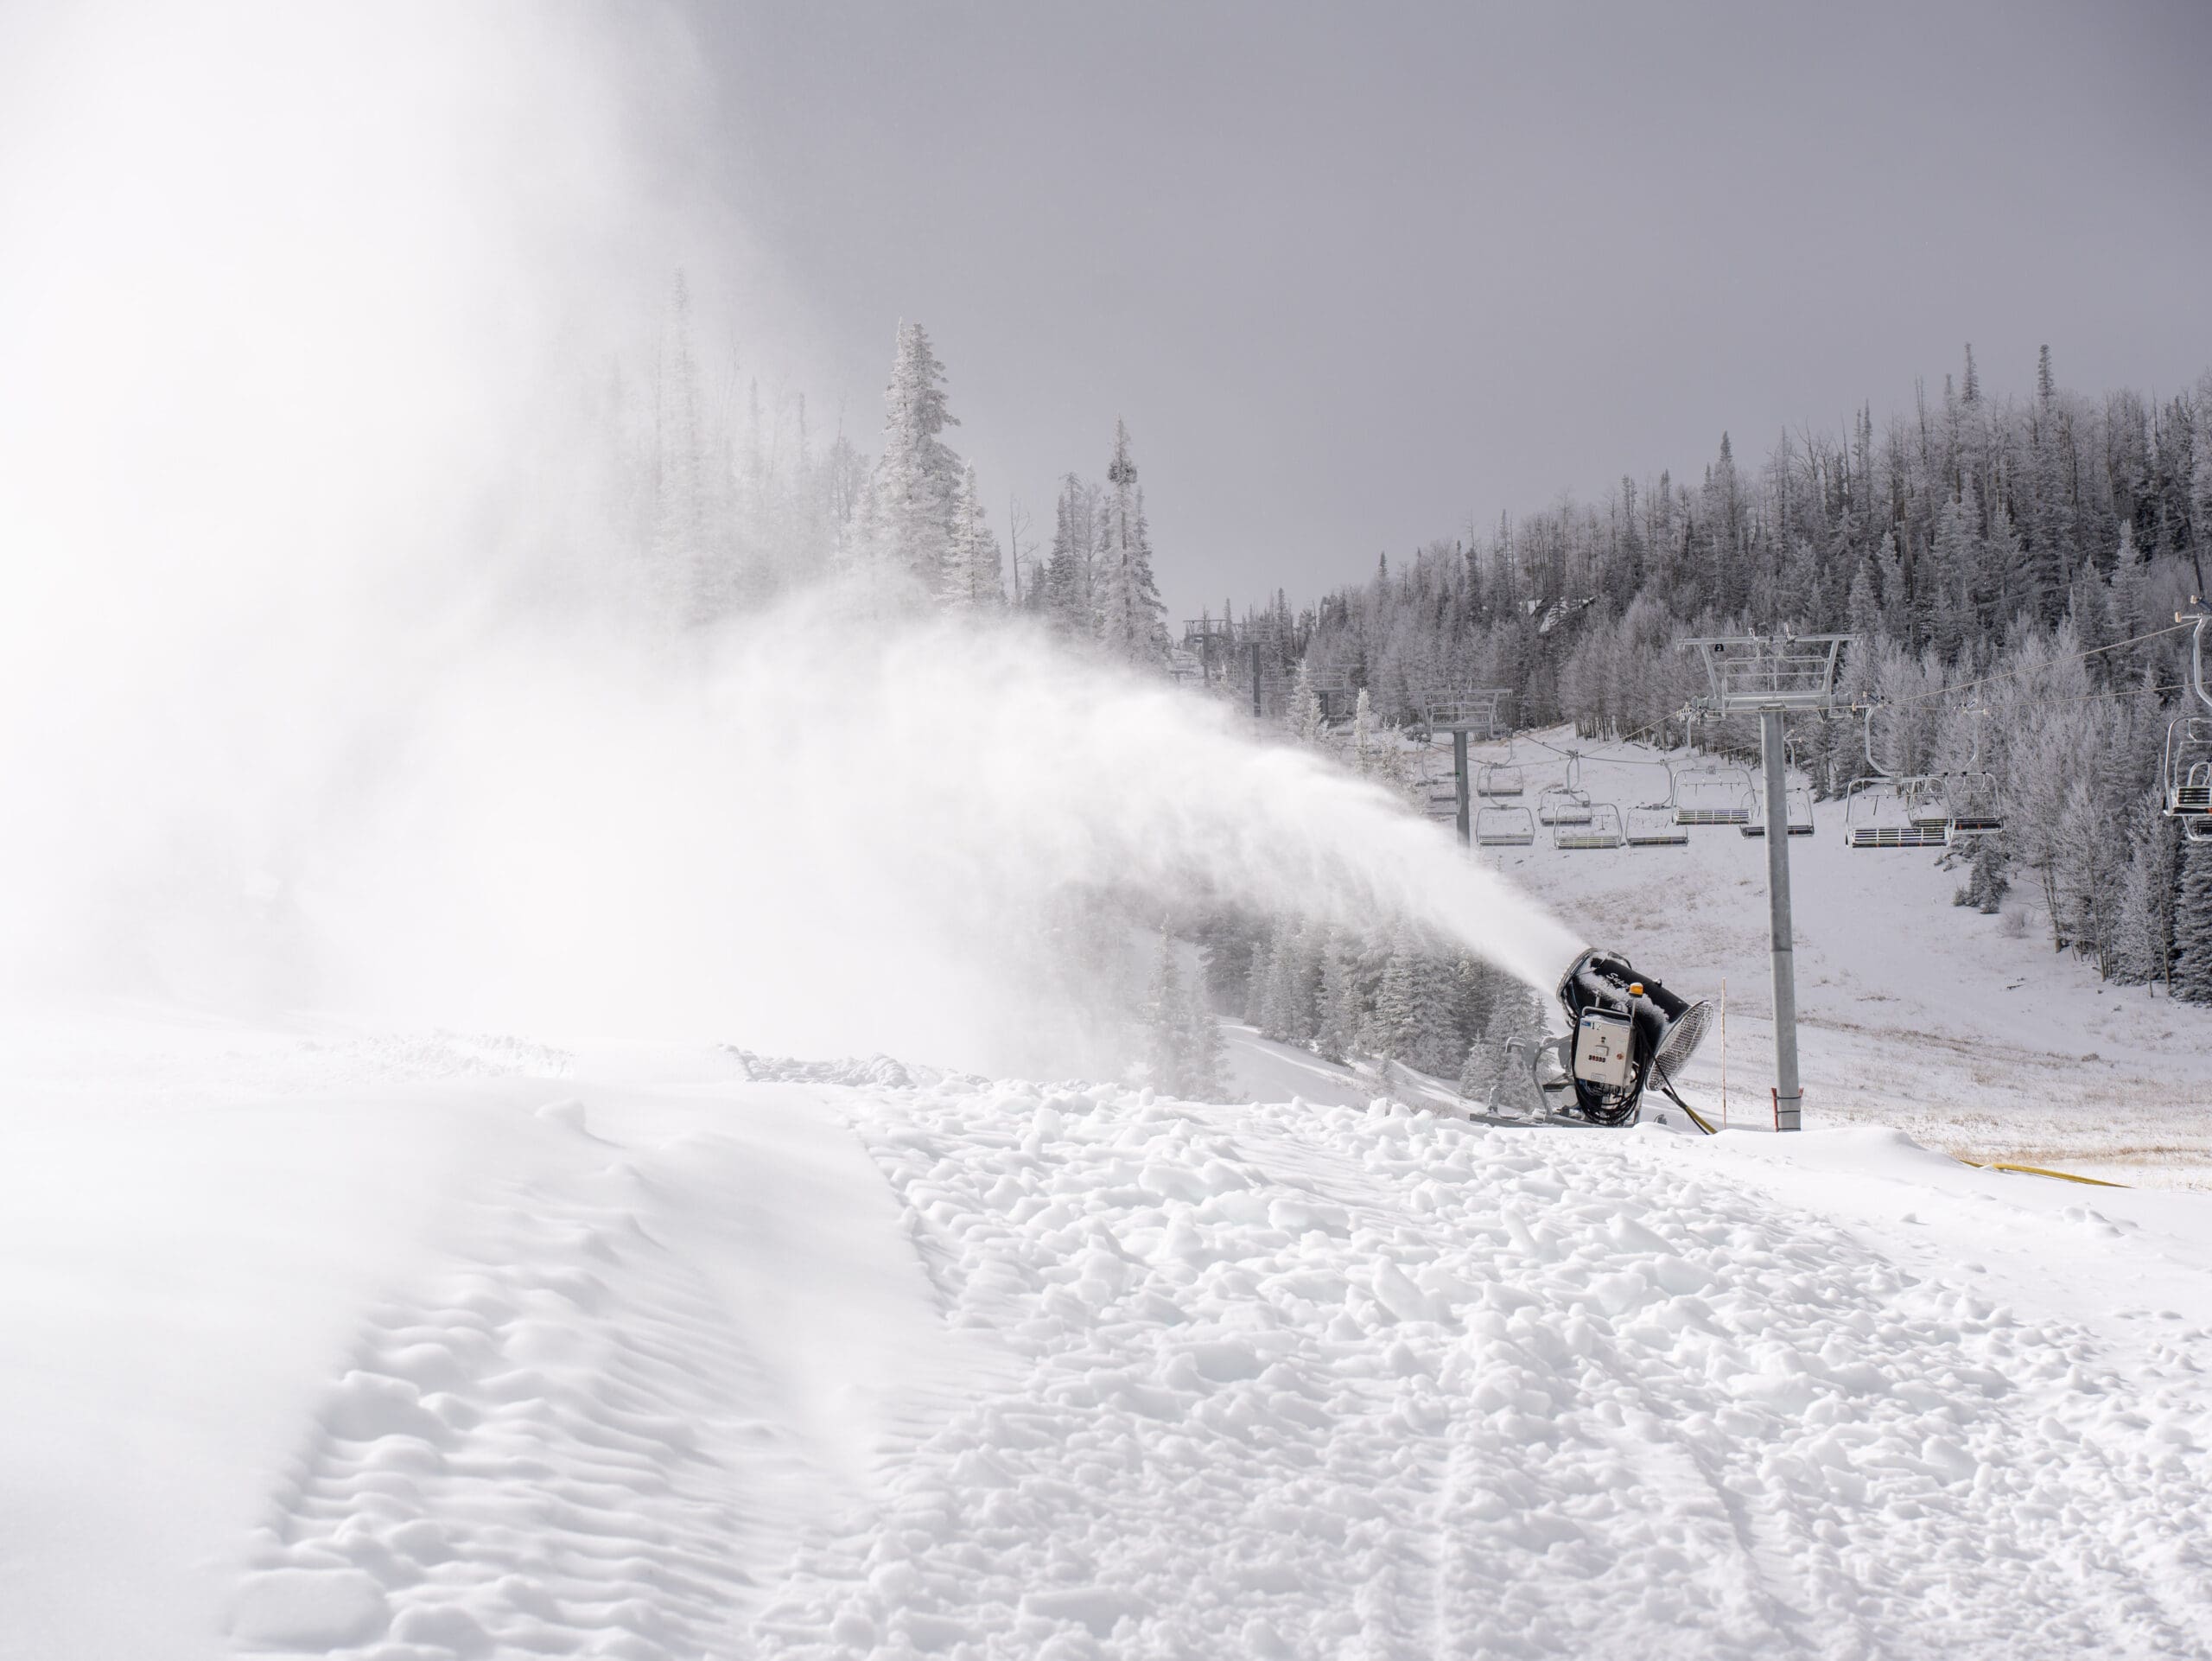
left=1676, top=632, right=1855, bottom=1131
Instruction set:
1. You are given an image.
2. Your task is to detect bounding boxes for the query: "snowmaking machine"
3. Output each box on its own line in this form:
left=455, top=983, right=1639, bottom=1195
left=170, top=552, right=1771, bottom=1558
left=1525, top=948, right=1717, bottom=1130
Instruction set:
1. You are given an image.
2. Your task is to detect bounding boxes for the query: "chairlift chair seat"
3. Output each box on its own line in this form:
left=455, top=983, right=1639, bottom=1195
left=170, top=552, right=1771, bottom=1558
left=1475, top=805, right=1535, bottom=847
left=1624, top=805, right=1688, bottom=846
left=1553, top=802, right=1624, bottom=850
left=1538, top=787, right=1594, bottom=825
left=1476, top=763, right=1525, bottom=798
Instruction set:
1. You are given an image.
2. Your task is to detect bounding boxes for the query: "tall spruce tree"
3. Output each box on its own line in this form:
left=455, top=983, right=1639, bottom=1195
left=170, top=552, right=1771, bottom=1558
left=1042, top=474, right=1098, bottom=637
left=1093, top=421, right=1170, bottom=665
left=870, top=321, right=963, bottom=599
left=944, top=461, right=1004, bottom=609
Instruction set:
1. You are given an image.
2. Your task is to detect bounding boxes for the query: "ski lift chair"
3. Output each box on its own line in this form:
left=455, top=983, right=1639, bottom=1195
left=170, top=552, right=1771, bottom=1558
left=1537, top=785, right=1594, bottom=825
left=1673, top=765, right=1753, bottom=825
left=2164, top=721, right=2212, bottom=818
left=1740, top=785, right=1815, bottom=838
left=2161, top=606, right=2212, bottom=835
left=2167, top=738, right=2212, bottom=843
left=1624, top=805, right=1689, bottom=846
left=1475, top=805, right=1536, bottom=847
left=1476, top=761, right=1525, bottom=798
left=1940, top=770, right=2005, bottom=837
left=1843, top=775, right=1948, bottom=848
left=1554, top=802, right=1624, bottom=850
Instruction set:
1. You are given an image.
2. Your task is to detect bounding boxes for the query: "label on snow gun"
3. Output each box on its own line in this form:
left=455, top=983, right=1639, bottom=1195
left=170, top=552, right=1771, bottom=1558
left=1572, top=1009, right=1635, bottom=1090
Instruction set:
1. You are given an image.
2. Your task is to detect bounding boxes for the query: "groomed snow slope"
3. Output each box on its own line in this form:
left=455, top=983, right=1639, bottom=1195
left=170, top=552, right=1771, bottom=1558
left=10, top=1017, right=2212, bottom=1659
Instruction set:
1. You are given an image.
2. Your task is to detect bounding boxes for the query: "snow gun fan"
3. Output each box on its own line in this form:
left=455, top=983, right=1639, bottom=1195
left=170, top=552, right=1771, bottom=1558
left=1535, top=948, right=1715, bottom=1129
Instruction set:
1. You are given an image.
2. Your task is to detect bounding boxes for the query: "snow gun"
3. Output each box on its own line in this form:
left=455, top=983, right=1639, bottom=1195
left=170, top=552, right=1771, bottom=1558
left=1534, top=947, right=1715, bottom=1130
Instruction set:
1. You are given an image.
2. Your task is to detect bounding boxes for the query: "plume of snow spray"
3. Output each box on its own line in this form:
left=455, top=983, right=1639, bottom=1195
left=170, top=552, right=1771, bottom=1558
left=289, top=596, right=1584, bottom=1068
left=0, top=2, right=1582, bottom=1073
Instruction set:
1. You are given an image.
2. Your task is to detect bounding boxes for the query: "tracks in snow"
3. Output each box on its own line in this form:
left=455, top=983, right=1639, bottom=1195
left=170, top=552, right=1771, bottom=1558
left=229, top=1128, right=818, bottom=1660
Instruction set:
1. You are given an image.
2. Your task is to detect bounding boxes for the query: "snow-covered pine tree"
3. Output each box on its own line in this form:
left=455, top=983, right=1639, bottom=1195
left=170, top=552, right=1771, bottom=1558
left=1480, top=986, right=1546, bottom=1116
left=1042, top=474, right=1098, bottom=638
left=2170, top=840, right=2212, bottom=1004
left=1179, top=975, right=1230, bottom=1100
left=1287, top=922, right=1325, bottom=1045
left=1456, top=1037, right=1496, bottom=1104
left=1952, top=836, right=2008, bottom=914
left=1290, top=659, right=1324, bottom=745
left=1145, top=928, right=1185, bottom=1089
left=1314, top=932, right=1361, bottom=1063
left=1398, top=949, right=1464, bottom=1077
left=869, top=321, right=963, bottom=600
left=2107, top=524, right=2150, bottom=685
left=1195, top=911, right=1258, bottom=1015
left=1243, top=939, right=1269, bottom=1028
left=1364, top=946, right=1410, bottom=1074
left=1257, top=924, right=1298, bottom=1041
left=1093, top=421, right=1170, bottom=665
left=2112, top=787, right=2179, bottom=988
left=1364, top=926, right=1450, bottom=1072
left=944, top=462, right=1003, bottom=608
left=1351, top=689, right=1377, bottom=777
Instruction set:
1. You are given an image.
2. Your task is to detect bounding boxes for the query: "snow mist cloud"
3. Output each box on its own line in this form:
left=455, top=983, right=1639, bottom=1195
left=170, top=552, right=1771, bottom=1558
left=0, top=3, right=1580, bottom=1072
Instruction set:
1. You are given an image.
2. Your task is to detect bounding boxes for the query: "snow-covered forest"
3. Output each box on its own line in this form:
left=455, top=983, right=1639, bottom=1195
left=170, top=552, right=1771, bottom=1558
left=607, top=288, right=1169, bottom=661
left=1284, top=348, right=2212, bottom=1002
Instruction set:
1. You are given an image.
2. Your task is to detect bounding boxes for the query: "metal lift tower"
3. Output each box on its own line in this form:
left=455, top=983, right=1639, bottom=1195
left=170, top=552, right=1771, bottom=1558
left=1424, top=690, right=1515, bottom=849
left=1676, top=632, right=1855, bottom=1130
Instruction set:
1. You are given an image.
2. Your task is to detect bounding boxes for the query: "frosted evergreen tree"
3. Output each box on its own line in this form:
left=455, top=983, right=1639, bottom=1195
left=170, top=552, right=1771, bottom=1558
left=1314, top=933, right=1362, bottom=1063
left=2107, top=525, right=2150, bottom=684
left=1457, top=1037, right=1496, bottom=1103
left=2112, top=788, right=2179, bottom=988
left=1093, top=421, right=1170, bottom=665
left=1145, top=928, right=1185, bottom=1089
left=1953, top=837, right=2009, bottom=914
left=944, top=461, right=1003, bottom=608
left=1478, top=986, right=1546, bottom=1116
left=1289, top=659, right=1325, bottom=745
left=1179, top=976, right=1230, bottom=1100
left=1042, top=474, right=1099, bottom=638
left=1195, top=911, right=1258, bottom=1015
left=869, top=321, right=963, bottom=599
left=1255, top=923, right=1297, bottom=1041
left=1366, top=926, right=1460, bottom=1072
left=1396, top=949, right=1464, bottom=1077
left=1351, top=688, right=1378, bottom=776
left=2170, top=841, right=2212, bottom=1004
left=1255, top=922, right=1319, bottom=1045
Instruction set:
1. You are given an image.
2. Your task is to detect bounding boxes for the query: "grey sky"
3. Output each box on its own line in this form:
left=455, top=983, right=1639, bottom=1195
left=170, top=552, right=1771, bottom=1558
left=689, top=1, right=2212, bottom=620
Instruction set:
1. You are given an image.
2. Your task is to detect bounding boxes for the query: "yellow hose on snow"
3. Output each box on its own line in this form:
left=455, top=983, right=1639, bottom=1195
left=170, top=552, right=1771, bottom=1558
left=1961, top=1160, right=2127, bottom=1189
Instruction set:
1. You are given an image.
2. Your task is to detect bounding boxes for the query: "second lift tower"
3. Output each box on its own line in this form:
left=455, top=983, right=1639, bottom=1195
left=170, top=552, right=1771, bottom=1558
left=1675, top=631, right=1855, bottom=1131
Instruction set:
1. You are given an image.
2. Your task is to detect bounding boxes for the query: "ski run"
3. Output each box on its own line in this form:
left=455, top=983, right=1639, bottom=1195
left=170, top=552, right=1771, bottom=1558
left=5, top=1010, right=2212, bottom=1660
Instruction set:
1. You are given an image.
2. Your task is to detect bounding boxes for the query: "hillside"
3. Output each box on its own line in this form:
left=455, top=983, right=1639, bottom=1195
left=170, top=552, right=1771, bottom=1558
left=1416, top=728, right=2212, bottom=1185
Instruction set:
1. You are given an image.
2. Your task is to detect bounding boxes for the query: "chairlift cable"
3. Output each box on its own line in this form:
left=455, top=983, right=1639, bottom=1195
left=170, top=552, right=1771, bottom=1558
left=1873, top=619, right=2194, bottom=711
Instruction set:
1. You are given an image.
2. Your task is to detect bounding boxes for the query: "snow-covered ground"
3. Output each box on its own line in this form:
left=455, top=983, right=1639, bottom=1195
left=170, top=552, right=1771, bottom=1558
left=1414, top=729, right=2212, bottom=1187
left=10, top=733, right=2212, bottom=1660
left=10, top=1001, right=2212, bottom=1659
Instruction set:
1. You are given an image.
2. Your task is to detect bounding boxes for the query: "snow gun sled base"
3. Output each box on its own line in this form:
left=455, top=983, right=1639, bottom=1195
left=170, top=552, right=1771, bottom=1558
left=1504, top=948, right=1718, bottom=1134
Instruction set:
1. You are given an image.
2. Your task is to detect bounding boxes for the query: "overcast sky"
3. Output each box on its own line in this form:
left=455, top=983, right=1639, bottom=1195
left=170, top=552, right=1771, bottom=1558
left=685, top=1, right=2212, bottom=620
